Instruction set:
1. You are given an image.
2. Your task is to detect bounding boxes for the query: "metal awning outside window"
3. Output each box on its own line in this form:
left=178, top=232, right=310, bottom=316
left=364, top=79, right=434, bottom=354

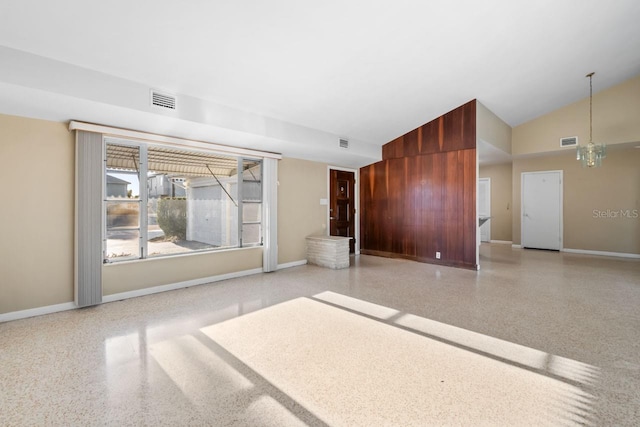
left=106, top=144, right=259, bottom=177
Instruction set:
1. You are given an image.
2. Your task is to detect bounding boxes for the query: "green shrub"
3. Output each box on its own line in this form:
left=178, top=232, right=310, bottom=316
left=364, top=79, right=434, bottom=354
left=157, top=198, right=187, bottom=240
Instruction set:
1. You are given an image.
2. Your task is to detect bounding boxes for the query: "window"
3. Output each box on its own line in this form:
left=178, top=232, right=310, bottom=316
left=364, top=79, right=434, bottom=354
left=105, top=143, right=141, bottom=261
left=104, top=140, right=262, bottom=262
left=240, top=159, right=263, bottom=246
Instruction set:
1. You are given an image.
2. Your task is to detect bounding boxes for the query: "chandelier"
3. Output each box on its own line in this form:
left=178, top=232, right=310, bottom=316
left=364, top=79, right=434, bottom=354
left=577, top=72, right=606, bottom=167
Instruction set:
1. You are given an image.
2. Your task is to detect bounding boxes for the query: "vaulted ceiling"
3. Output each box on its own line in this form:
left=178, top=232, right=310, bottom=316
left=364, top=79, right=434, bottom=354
left=1, top=0, right=639, bottom=167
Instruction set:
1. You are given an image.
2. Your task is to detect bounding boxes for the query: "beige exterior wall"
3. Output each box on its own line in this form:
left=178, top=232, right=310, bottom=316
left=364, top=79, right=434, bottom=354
left=479, top=163, right=513, bottom=242
left=277, top=157, right=328, bottom=264
left=0, top=114, right=75, bottom=314
left=477, top=101, right=512, bottom=154
left=513, top=74, right=640, bottom=156
left=512, top=148, right=640, bottom=253
left=103, top=247, right=262, bottom=295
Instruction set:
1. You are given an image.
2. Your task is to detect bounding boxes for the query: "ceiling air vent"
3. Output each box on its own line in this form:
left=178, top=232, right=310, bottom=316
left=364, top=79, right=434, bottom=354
left=339, top=138, right=349, bottom=149
left=560, top=136, right=578, bottom=147
left=150, top=90, right=177, bottom=110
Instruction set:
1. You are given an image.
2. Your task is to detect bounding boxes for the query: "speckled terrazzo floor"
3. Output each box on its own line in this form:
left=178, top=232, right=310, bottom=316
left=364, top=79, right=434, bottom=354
left=1, top=244, right=639, bottom=426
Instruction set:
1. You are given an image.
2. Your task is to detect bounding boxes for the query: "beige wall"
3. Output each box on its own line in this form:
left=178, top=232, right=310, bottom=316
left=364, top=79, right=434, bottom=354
left=103, top=247, right=262, bottom=295
left=479, top=163, right=513, bottom=242
left=0, top=114, right=75, bottom=313
left=512, top=72, right=640, bottom=254
left=477, top=101, right=512, bottom=154
left=277, top=157, right=328, bottom=264
left=1, top=114, right=326, bottom=315
left=512, top=148, right=640, bottom=253
left=513, top=74, right=640, bottom=156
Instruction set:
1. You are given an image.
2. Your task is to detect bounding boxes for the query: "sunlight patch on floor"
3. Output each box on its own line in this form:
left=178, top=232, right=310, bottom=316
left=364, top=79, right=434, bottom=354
left=394, top=313, right=599, bottom=386
left=244, top=396, right=310, bottom=427
left=149, top=335, right=253, bottom=402
left=200, top=296, right=598, bottom=426
left=313, top=290, right=400, bottom=319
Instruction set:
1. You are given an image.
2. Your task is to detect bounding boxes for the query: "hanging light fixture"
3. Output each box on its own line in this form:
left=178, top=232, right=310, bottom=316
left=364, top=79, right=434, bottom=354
left=577, top=72, right=606, bottom=167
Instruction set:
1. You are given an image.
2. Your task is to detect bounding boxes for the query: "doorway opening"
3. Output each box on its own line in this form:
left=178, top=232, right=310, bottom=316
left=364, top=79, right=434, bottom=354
left=478, top=177, right=491, bottom=243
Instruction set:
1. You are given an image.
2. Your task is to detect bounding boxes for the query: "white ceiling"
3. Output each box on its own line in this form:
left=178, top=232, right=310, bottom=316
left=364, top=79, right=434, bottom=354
left=1, top=0, right=639, bottom=167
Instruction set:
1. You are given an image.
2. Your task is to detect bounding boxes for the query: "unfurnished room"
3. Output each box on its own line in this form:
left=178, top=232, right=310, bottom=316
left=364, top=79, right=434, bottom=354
left=1, top=1, right=640, bottom=426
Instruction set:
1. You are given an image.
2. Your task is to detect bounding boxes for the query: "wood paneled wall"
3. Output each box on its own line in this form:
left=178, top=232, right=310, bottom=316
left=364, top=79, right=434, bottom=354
left=360, top=100, right=477, bottom=269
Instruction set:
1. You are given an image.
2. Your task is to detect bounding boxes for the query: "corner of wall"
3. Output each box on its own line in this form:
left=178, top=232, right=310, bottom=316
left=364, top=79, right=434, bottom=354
left=476, top=101, right=512, bottom=155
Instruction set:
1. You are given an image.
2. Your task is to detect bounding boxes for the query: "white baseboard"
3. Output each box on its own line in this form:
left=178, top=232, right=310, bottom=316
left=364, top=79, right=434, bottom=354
left=0, top=301, right=77, bottom=323
left=563, top=248, right=640, bottom=259
left=490, top=240, right=513, bottom=244
left=277, top=260, right=307, bottom=270
left=1, top=267, right=265, bottom=323
left=103, top=267, right=263, bottom=303
left=512, top=244, right=522, bottom=249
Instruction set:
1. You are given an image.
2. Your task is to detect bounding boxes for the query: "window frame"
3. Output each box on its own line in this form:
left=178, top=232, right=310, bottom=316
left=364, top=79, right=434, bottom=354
left=239, top=157, right=264, bottom=248
left=104, top=140, right=145, bottom=262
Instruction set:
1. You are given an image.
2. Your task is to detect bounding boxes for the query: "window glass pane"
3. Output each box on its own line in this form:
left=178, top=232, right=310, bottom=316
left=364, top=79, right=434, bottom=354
left=146, top=146, right=239, bottom=257
left=106, top=144, right=141, bottom=199
left=107, top=201, right=140, bottom=228
left=242, top=159, right=262, bottom=202
left=242, top=203, right=262, bottom=223
left=106, top=143, right=141, bottom=262
left=242, top=223, right=262, bottom=245
left=242, top=202, right=262, bottom=246
left=241, top=159, right=262, bottom=247
left=106, top=228, right=140, bottom=261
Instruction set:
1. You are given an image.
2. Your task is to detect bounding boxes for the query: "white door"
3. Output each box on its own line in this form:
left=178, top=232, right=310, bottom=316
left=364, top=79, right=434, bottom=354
left=522, top=171, right=562, bottom=250
left=478, top=178, right=491, bottom=242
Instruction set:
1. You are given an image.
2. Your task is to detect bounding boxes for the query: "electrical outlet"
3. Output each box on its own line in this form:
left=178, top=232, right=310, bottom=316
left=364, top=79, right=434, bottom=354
left=435, top=251, right=441, bottom=259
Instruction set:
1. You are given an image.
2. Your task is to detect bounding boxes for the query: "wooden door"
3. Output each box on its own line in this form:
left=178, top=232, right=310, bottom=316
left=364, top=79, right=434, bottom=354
left=330, top=169, right=355, bottom=253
